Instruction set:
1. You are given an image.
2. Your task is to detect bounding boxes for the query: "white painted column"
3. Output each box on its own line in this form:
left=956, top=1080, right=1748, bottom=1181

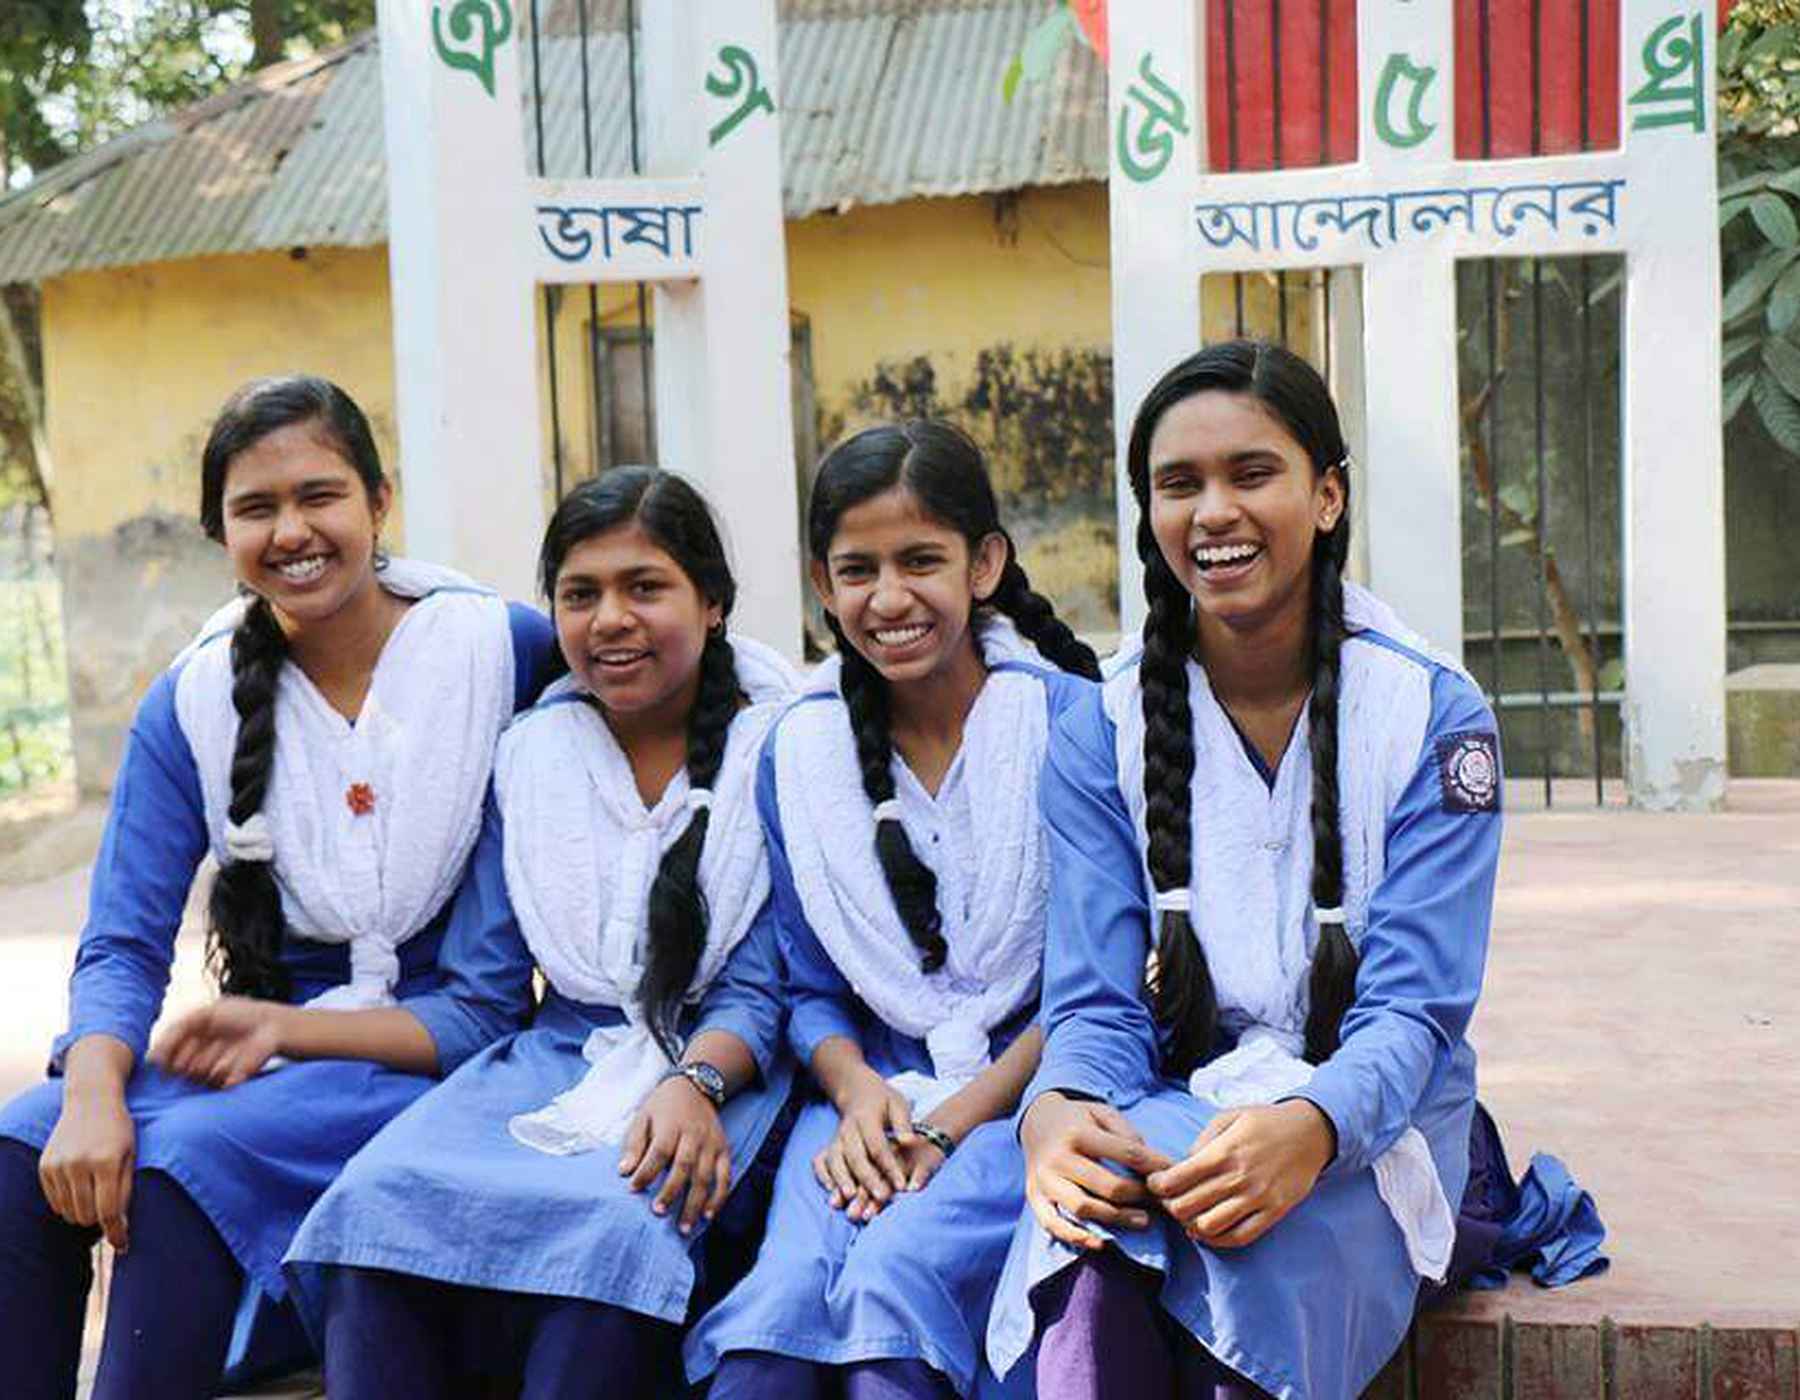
left=644, top=0, right=802, bottom=656
left=1620, top=3, right=1727, bottom=809
left=1357, top=0, right=1464, bottom=659
left=1107, top=0, right=1204, bottom=637
left=377, top=0, right=543, bottom=604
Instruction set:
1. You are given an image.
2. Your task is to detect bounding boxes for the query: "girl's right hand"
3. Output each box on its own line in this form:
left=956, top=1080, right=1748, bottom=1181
left=151, top=997, right=288, bottom=1088
left=812, top=1065, right=917, bottom=1214
left=39, top=1091, right=136, bottom=1253
left=1020, top=1091, right=1172, bottom=1251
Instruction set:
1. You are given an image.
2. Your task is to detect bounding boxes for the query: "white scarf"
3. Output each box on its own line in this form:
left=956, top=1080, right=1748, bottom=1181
left=776, top=617, right=1050, bottom=1116
left=1104, top=582, right=1456, bottom=1281
left=174, top=558, right=514, bottom=1009
left=504, top=636, right=799, bottom=1155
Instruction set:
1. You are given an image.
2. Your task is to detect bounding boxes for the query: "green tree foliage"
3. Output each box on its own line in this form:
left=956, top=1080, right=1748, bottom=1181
left=0, top=0, right=92, bottom=183
left=1719, top=0, right=1800, bottom=454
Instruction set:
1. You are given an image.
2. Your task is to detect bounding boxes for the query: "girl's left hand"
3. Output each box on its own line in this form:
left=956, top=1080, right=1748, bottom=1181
left=619, top=1075, right=733, bottom=1235
left=151, top=997, right=289, bottom=1088
left=1145, top=1100, right=1336, bottom=1249
left=842, top=1127, right=951, bottom=1222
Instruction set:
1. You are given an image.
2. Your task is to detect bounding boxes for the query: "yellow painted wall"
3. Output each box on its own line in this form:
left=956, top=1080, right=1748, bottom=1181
left=45, top=246, right=398, bottom=539
left=788, top=184, right=1112, bottom=430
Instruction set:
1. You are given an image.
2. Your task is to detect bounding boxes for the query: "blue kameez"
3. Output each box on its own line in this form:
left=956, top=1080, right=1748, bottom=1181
left=283, top=792, right=794, bottom=1331
left=686, top=667, right=1094, bottom=1399
left=0, top=604, right=552, bottom=1320
left=986, top=635, right=1501, bottom=1400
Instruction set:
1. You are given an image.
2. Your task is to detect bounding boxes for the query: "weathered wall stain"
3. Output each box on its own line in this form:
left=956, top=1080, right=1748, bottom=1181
left=843, top=343, right=1120, bottom=635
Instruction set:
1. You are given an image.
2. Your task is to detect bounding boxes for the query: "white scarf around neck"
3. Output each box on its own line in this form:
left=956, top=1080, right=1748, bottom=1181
left=504, top=634, right=799, bottom=1155
left=778, top=616, right=1052, bottom=1115
left=174, top=557, right=513, bottom=1010
left=1104, top=581, right=1456, bottom=1280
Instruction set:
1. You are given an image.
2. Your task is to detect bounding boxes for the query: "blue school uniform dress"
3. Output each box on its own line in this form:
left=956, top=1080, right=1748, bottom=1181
left=284, top=638, right=800, bottom=1334
left=0, top=562, right=552, bottom=1340
left=685, top=621, right=1094, bottom=1398
left=985, top=585, right=1503, bottom=1400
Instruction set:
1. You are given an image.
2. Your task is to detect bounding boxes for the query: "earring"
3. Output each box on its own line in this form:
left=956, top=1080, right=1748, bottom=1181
left=372, top=542, right=391, bottom=572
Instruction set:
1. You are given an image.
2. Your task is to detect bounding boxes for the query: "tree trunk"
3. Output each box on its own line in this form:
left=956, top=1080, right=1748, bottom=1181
left=249, top=0, right=285, bottom=70
left=0, top=287, right=55, bottom=513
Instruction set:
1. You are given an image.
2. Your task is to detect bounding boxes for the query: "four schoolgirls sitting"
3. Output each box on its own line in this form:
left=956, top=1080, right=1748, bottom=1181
left=0, top=345, right=1587, bottom=1399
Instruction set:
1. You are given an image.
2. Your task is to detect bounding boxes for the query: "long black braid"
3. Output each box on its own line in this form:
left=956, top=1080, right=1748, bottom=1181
left=1126, top=342, right=1358, bottom=1075
left=640, top=631, right=743, bottom=1058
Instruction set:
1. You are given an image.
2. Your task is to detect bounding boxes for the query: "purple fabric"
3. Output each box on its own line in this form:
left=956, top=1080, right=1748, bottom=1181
left=92, top=1168, right=245, bottom=1399
left=0, top=1138, right=95, bottom=1400
left=843, top=1358, right=956, bottom=1399
left=708, top=1353, right=953, bottom=1400
left=709, top=1351, right=834, bottom=1400
left=1034, top=1251, right=1264, bottom=1400
left=321, top=1265, right=676, bottom=1399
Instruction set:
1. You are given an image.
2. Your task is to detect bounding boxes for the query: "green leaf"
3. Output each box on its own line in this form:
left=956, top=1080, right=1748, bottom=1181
left=1723, top=247, right=1800, bottom=323
left=1725, top=369, right=1757, bottom=423
left=1770, top=260, right=1800, bottom=332
left=1497, top=528, right=1535, bottom=548
left=1753, top=371, right=1800, bottom=455
left=1020, top=8, right=1075, bottom=84
left=1498, top=481, right=1537, bottom=523
left=1770, top=166, right=1800, bottom=198
left=1725, top=332, right=1762, bottom=366
left=1597, top=658, right=1626, bottom=692
left=1751, top=191, right=1800, bottom=247
left=1749, top=25, right=1799, bottom=62
left=1721, top=195, right=1753, bottom=228
left=1762, top=334, right=1800, bottom=400
left=1719, top=170, right=1773, bottom=200
left=1002, top=55, right=1023, bottom=103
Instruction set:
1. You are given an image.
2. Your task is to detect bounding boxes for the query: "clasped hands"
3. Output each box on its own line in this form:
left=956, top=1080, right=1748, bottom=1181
left=1019, top=1092, right=1336, bottom=1252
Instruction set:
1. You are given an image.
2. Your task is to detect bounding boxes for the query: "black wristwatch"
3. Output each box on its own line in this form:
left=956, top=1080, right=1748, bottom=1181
left=664, top=1060, right=727, bottom=1109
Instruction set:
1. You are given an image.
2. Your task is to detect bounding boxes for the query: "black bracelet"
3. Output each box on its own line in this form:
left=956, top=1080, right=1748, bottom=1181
left=914, top=1121, right=956, bottom=1157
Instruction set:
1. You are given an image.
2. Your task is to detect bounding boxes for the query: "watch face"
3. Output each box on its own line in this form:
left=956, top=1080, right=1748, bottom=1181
left=685, top=1062, right=726, bottom=1103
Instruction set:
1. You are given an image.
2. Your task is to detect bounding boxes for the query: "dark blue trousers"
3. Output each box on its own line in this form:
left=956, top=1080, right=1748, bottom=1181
left=322, top=1264, right=681, bottom=1400
left=0, top=1136, right=246, bottom=1399
left=709, top=1352, right=956, bottom=1399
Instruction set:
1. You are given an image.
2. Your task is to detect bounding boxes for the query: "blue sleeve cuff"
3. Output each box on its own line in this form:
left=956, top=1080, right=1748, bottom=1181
left=1288, top=1077, right=1366, bottom=1175
left=402, top=990, right=513, bottom=1078
left=789, top=996, right=860, bottom=1068
left=692, top=1007, right=775, bottom=1082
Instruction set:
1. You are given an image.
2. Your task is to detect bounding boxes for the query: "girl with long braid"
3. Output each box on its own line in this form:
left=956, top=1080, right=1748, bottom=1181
left=687, top=421, right=1102, bottom=1400
left=985, top=342, right=1504, bottom=1400
left=167, top=467, right=799, bottom=1396
left=0, top=375, right=555, bottom=1398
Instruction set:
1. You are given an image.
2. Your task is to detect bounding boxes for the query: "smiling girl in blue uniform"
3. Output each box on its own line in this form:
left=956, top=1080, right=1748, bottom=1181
left=156, top=466, right=800, bottom=1397
left=983, top=342, right=1503, bottom=1400
left=685, top=422, right=1101, bottom=1400
left=0, top=376, right=553, bottom=1399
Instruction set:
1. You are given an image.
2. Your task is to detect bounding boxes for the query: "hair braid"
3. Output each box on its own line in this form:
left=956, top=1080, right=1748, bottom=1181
left=1302, top=538, right=1358, bottom=1064
left=205, top=595, right=292, bottom=1000
left=1139, top=534, right=1219, bottom=1075
left=827, top=613, right=947, bottom=974
left=988, top=554, right=1101, bottom=680
left=641, top=632, right=742, bottom=1060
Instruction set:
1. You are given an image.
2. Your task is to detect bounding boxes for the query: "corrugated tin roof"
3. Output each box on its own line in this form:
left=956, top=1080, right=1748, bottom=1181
left=0, top=0, right=1105, bottom=284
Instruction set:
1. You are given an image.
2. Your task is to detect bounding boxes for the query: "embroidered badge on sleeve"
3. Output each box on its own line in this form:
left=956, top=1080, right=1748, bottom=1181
left=1436, top=731, right=1500, bottom=813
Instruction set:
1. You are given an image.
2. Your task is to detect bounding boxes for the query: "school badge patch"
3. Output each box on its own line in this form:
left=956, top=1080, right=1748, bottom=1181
left=1436, top=731, right=1500, bottom=813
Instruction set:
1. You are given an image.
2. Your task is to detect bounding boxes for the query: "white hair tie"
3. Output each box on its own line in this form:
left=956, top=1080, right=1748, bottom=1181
left=872, top=798, right=903, bottom=824
left=687, top=788, right=713, bottom=813
left=1314, top=905, right=1346, bottom=926
left=224, top=813, right=275, bottom=864
left=1153, top=888, right=1191, bottom=914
